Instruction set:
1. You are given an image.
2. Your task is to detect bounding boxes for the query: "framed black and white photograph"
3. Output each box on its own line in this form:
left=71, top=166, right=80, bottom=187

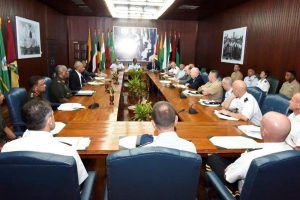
left=221, top=27, right=247, bottom=64
left=15, top=16, right=42, bottom=59
left=113, top=26, right=157, bottom=62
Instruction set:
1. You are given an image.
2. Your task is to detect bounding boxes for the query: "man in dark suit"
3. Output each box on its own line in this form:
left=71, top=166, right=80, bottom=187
left=147, top=57, right=160, bottom=71
left=187, top=67, right=204, bottom=89
left=69, top=61, right=86, bottom=91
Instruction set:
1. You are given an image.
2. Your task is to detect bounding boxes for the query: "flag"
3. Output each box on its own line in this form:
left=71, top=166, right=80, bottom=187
left=167, top=32, right=172, bottom=62
left=96, top=30, right=101, bottom=72
left=176, top=34, right=181, bottom=67
left=109, top=31, right=116, bottom=63
left=154, top=34, right=159, bottom=59
left=87, top=28, right=92, bottom=65
left=158, top=33, right=164, bottom=69
left=105, top=32, right=111, bottom=70
left=162, top=32, right=167, bottom=69
left=171, top=32, right=177, bottom=62
left=6, top=18, right=19, bottom=88
left=91, top=30, right=97, bottom=72
left=0, top=18, right=10, bottom=93
left=100, top=33, right=106, bottom=72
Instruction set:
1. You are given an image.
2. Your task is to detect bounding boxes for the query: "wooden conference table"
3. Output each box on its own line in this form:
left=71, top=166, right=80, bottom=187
left=55, top=70, right=250, bottom=157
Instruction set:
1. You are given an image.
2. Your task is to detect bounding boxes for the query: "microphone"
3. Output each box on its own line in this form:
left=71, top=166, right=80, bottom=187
left=88, top=91, right=99, bottom=109
left=188, top=102, right=198, bottom=114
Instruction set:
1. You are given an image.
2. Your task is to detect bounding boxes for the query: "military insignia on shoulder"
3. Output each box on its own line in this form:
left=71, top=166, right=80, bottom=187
left=264, top=80, right=267, bottom=83
left=244, top=97, right=248, bottom=102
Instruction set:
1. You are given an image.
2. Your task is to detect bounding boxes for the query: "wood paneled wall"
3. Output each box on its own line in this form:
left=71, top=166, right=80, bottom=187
left=1, top=0, right=68, bottom=88
left=196, top=0, right=300, bottom=82
left=67, top=16, right=198, bottom=66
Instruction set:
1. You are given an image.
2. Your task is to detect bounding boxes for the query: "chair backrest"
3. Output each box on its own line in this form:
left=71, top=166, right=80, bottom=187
left=267, top=77, right=279, bottom=94
left=5, top=88, right=27, bottom=132
left=261, top=94, right=290, bottom=115
left=44, top=76, right=53, bottom=101
left=0, top=151, right=81, bottom=200
left=247, top=87, right=266, bottom=107
left=201, top=72, right=208, bottom=83
left=240, top=150, right=300, bottom=200
left=106, top=147, right=202, bottom=200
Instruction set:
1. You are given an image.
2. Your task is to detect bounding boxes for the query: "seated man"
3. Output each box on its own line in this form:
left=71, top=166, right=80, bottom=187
left=175, top=64, right=185, bottom=80
left=69, top=60, right=87, bottom=91
left=285, top=93, right=300, bottom=147
left=110, top=58, right=124, bottom=71
left=0, top=90, right=16, bottom=149
left=50, top=65, right=72, bottom=103
left=25, top=76, right=46, bottom=103
left=206, top=111, right=292, bottom=194
left=257, top=70, right=270, bottom=93
left=220, top=80, right=262, bottom=126
left=231, top=64, right=243, bottom=82
left=168, top=61, right=179, bottom=76
left=186, top=67, right=204, bottom=89
left=2, top=99, right=88, bottom=185
left=128, top=58, right=141, bottom=70
left=279, top=70, right=300, bottom=99
left=145, top=101, right=196, bottom=153
left=222, top=77, right=233, bottom=100
left=244, top=68, right=258, bottom=87
left=81, top=60, right=98, bottom=81
left=147, top=57, right=160, bottom=71
left=198, top=70, right=223, bottom=102
left=177, top=65, right=191, bottom=84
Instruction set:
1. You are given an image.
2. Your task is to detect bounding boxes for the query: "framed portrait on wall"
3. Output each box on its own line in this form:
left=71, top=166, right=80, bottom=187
left=221, top=27, right=247, bottom=64
left=15, top=16, right=42, bottom=59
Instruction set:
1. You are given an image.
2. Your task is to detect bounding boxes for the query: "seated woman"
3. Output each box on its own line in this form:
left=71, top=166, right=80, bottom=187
left=0, top=90, right=16, bottom=150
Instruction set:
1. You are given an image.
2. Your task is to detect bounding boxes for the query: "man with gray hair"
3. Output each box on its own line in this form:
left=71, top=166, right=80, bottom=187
left=69, top=61, right=86, bottom=91
left=145, top=101, right=196, bottom=153
left=198, top=70, right=223, bottom=102
left=186, top=67, right=204, bottom=89
left=50, top=65, right=72, bottom=103
left=2, top=99, right=88, bottom=185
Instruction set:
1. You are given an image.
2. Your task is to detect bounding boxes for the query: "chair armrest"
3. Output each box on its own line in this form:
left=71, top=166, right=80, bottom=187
left=206, top=171, right=236, bottom=200
left=81, top=171, right=96, bottom=200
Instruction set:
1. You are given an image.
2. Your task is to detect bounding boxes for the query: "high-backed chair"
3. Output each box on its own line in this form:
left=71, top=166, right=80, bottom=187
left=201, top=72, right=208, bottom=83
left=261, top=94, right=290, bottom=115
left=5, top=88, right=27, bottom=133
left=105, top=147, right=202, bottom=200
left=205, top=150, right=300, bottom=200
left=44, top=76, right=61, bottom=108
left=0, top=151, right=96, bottom=200
left=267, top=77, right=280, bottom=94
left=247, top=87, right=266, bottom=107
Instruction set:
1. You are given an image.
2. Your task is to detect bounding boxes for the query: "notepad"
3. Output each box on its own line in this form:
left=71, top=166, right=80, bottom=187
left=87, top=81, right=104, bottom=86
left=238, top=125, right=262, bottom=139
left=50, top=122, right=66, bottom=135
left=55, top=137, right=91, bottom=150
left=209, top=136, right=262, bottom=149
left=199, top=99, right=221, bottom=107
left=57, top=103, right=85, bottom=111
left=119, top=135, right=157, bottom=149
left=182, top=89, right=203, bottom=97
left=75, top=90, right=95, bottom=96
left=214, top=110, right=239, bottom=121
left=94, top=77, right=105, bottom=81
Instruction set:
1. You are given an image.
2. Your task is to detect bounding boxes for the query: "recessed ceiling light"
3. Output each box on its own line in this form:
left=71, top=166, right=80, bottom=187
left=104, top=0, right=175, bottom=19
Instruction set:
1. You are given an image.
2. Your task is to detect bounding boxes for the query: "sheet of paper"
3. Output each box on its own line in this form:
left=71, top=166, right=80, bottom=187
left=87, top=81, right=104, bottom=86
left=209, top=136, right=262, bottom=149
left=238, top=125, right=262, bottom=139
left=199, top=99, right=220, bottom=107
left=75, top=90, right=95, bottom=96
left=94, top=77, right=105, bottom=81
left=55, top=137, right=91, bottom=150
left=119, top=136, right=138, bottom=149
left=214, top=110, right=239, bottom=121
left=183, top=89, right=203, bottom=97
left=57, top=103, right=85, bottom=111
left=50, top=122, right=66, bottom=135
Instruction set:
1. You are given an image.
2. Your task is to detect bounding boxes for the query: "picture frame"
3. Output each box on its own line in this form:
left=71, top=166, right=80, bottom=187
left=15, top=16, right=42, bottom=59
left=221, top=27, right=247, bottom=64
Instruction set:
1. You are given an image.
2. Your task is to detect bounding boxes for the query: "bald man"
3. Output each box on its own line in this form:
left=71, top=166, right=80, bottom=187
left=168, top=61, right=179, bottom=76
left=206, top=112, right=292, bottom=194
left=198, top=70, right=223, bottom=102
left=220, top=80, right=262, bottom=125
left=69, top=61, right=87, bottom=91
left=285, top=93, right=300, bottom=147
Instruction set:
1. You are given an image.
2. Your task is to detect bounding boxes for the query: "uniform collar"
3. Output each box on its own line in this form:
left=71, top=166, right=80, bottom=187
left=261, top=142, right=290, bottom=149
left=23, top=130, right=53, bottom=139
left=157, top=131, right=178, bottom=139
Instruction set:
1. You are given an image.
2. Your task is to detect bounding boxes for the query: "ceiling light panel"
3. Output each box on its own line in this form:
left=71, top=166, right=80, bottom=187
left=105, top=0, right=175, bottom=19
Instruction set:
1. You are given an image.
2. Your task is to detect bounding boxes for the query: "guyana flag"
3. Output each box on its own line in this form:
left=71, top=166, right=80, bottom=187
left=0, top=18, right=11, bottom=93
left=6, top=18, right=19, bottom=88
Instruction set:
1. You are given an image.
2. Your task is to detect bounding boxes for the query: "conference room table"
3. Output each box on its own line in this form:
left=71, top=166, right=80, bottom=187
left=54, top=70, right=254, bottom=200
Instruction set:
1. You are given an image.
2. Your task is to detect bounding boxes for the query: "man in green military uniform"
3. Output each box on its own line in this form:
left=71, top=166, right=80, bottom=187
left=25, top=76, right=46, bottom=103
left=50, top=65, right=72, bottom=103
